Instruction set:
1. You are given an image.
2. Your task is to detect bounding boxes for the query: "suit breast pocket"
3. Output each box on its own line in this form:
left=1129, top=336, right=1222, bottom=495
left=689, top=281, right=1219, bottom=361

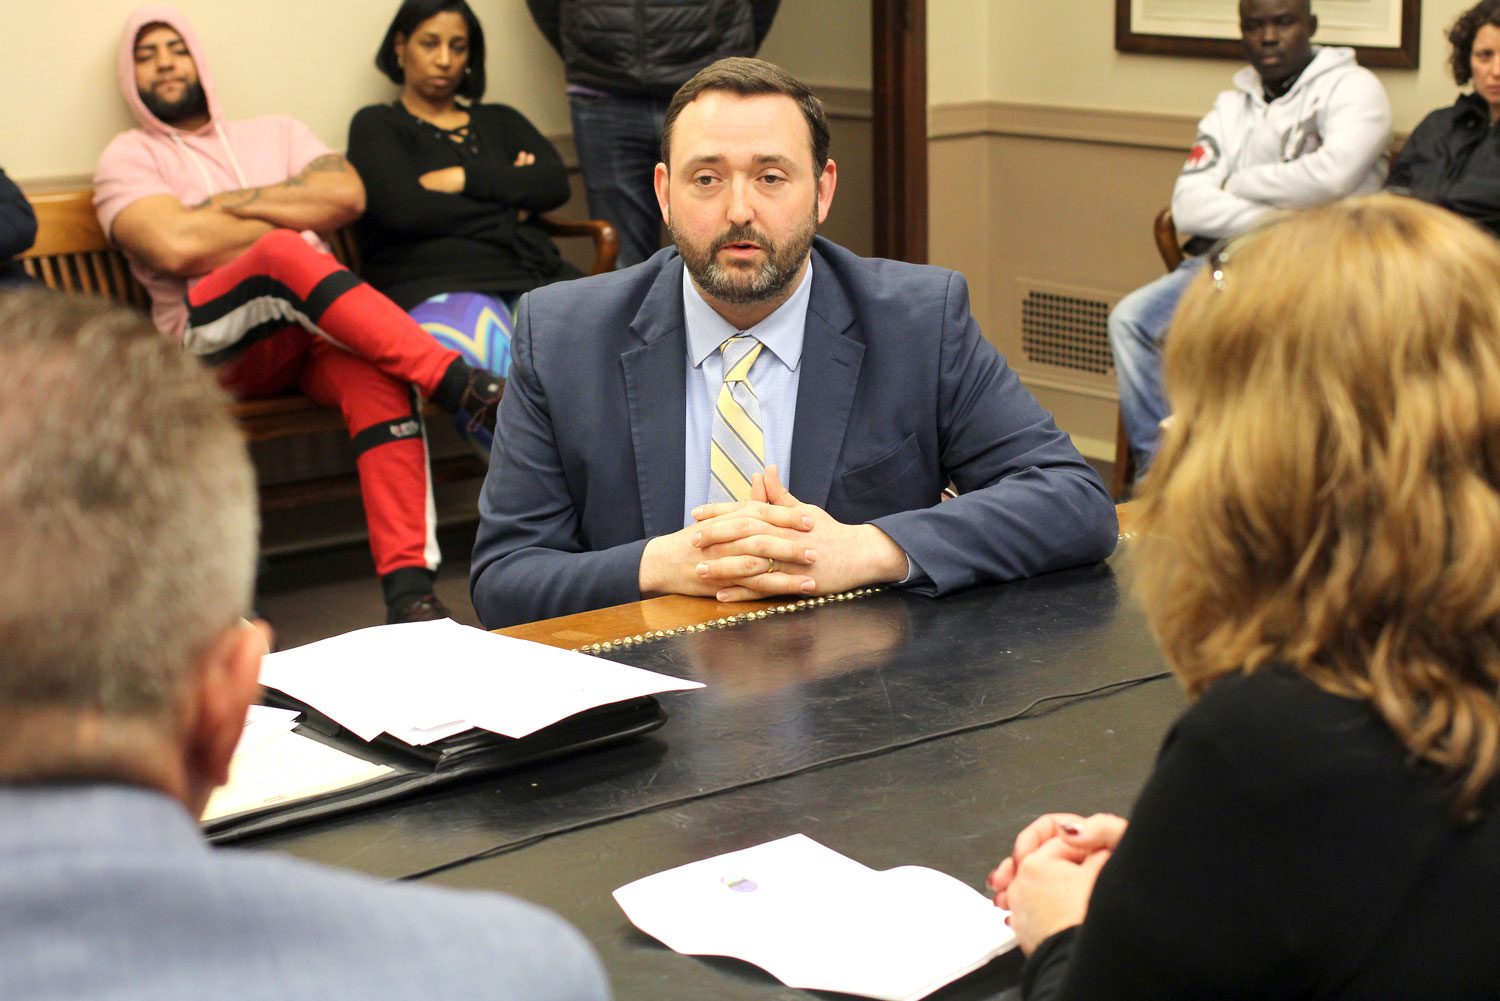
left=840, top=433, right=922, bottom=500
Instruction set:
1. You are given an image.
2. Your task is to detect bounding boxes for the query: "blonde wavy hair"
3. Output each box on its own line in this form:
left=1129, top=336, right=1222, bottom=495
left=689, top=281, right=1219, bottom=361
left=1135, top=194, right=1500, bottom=813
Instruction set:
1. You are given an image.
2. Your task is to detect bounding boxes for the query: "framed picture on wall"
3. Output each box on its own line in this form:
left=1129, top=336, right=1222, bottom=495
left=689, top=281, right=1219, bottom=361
left=1115, top=0, right=1421, bottom=69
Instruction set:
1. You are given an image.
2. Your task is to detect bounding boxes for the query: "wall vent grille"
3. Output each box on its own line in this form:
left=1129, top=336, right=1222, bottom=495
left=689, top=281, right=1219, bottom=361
left=1019, top=289, right=1113, bottom=376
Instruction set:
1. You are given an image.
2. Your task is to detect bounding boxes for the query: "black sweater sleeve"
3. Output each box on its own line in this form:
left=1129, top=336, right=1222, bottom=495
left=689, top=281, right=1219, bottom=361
left=0, top=167, right=37, bottom=261
left=462, top=105, right=572, bottom=214
left=346, top=104, right=502, bottom=239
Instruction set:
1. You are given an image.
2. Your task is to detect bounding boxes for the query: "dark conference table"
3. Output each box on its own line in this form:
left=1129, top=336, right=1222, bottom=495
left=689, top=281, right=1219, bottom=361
left=253, top=520, right=1184, bottom=999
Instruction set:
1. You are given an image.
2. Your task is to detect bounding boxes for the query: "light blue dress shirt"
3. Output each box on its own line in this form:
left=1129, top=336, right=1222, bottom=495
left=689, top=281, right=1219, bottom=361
left=680, top=261, right=812, bottom=525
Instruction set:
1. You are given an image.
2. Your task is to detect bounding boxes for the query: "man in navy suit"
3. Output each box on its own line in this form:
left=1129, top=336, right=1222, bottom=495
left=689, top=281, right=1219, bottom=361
left=471, top=58, right=1116, bottom=628
left=0, top=292, right=607, bottom=1001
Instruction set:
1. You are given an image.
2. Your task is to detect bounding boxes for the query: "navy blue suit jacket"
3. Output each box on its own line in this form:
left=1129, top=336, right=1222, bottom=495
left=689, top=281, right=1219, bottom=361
left=471, top=238, right=1117, bottom=626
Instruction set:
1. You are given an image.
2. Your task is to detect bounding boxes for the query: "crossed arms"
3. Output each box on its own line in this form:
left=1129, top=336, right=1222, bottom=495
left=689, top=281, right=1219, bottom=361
left=110, top=153, right=364, bottom=277
left=1172, top=72, right=1392, bottom=240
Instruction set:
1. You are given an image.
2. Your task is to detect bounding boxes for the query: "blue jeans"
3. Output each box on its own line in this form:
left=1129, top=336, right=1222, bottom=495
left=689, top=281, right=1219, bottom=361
left=569, top=92, right=669, bottom=269
left=1109, top=254, right=1207, bottom=473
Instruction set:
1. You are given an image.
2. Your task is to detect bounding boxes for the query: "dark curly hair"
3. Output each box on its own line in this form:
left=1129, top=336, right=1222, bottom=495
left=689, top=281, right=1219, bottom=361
left=374, top=0, right=485, bottom=102
left=1449, top=0, right=1500, bottom=85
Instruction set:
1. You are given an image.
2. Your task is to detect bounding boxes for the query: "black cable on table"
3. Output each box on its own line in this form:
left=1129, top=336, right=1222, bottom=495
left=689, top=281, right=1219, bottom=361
left=399, top=669, right=1173, bottom=883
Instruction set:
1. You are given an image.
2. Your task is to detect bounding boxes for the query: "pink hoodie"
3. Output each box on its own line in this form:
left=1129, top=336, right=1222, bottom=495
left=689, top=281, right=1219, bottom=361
left=93, top=5, right=331, bottom=342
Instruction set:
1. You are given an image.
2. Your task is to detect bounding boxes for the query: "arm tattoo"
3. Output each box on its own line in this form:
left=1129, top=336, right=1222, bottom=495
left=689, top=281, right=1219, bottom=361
left=194, top=156, right=345, bottom=209
left=284, top=154, right=348, bottom=189
left=215, top=188, right=262, bottom=209
left=303, top=154, right=348, bottom=175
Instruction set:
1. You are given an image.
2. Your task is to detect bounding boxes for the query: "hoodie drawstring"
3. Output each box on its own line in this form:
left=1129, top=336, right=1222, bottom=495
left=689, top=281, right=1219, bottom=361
left=168, top=123, right=249, bottom=199
left=215, top=122, right=249, bottom=189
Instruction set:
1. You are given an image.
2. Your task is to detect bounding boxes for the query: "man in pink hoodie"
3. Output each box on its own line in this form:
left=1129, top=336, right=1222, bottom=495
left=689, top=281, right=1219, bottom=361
left=95, top=5, right=502, bottom=625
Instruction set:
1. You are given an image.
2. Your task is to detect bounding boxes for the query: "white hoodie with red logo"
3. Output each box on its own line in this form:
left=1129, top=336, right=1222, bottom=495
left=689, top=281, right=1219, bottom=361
left=1171, top=45, right=1392, bottom=242
left=93, top=4, right=331, bottom=342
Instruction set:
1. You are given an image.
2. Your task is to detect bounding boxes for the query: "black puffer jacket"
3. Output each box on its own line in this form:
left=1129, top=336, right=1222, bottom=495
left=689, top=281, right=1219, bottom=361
left=1388, top=92, right=1500, bottom=238
left=527, top=0, right=779, bottom=98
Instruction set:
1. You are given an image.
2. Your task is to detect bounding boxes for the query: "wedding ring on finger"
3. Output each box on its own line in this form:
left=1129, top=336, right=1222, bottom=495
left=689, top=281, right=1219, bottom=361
left=766, top=558, right=777, bottom=575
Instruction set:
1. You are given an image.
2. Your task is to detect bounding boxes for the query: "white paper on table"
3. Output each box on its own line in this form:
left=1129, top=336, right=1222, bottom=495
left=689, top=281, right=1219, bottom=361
left=257, top=618, right=703, bottom=743
left=235, top=704, right=301, bottom=756
left=390, top=719, right=473, bottom=746
left=202, top=728, right=393, bottom=823
left=613, top=834, right=1017, bottom=1001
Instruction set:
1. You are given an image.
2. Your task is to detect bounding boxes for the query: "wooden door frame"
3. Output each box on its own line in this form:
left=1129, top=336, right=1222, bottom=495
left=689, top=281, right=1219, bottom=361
left=872, top=0, right=928, bottom=263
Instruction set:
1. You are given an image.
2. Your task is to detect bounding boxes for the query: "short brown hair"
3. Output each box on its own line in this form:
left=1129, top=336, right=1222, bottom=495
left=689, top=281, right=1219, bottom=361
left=660, top=57, right=831, bottom=177
left=1134, top=194, right=1500, bottom=815
left=0, top=292, right=256, bottom=723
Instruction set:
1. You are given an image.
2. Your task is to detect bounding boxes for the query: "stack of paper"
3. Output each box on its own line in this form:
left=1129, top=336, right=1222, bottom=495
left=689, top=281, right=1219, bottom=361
left=614, top=834, right=1016, bottom=1001
left=202, top=707, right=394, bottom=823
left=258, top=618, right=704, bottom=744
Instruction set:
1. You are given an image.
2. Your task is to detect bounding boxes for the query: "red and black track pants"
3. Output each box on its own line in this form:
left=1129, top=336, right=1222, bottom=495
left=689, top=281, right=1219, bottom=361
left=188, top=230, right=459, bottom=576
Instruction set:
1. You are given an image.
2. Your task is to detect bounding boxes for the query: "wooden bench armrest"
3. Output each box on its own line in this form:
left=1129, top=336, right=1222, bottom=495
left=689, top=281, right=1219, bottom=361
left=537, top=214, right=619, bottom=275
left=1153, top=207, right=1185, bottom=272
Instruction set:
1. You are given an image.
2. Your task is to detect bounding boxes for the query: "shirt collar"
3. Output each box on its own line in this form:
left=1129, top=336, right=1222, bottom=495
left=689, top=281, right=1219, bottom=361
left=684, top=257, right=813, bottom=370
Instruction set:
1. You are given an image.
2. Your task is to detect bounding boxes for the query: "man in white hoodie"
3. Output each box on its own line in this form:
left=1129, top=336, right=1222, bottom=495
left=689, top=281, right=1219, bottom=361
left=1110, top=0, right=1391, bottom=477
left=95, top=5, right=506, bottom=624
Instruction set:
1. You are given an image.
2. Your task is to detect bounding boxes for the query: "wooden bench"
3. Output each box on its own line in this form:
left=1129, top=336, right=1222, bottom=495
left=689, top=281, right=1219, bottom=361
left=19, top=187, right=617, bottom=511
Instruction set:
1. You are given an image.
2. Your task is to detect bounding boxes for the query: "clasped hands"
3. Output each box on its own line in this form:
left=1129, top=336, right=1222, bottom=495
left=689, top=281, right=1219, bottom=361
left=638, top=466, right=908, bottom=602
left=986, top=812, right=1128, bottom=953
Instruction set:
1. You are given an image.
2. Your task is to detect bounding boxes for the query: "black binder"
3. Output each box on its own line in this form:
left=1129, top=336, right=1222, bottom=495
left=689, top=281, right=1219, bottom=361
left=203, top=690, right=667, bottom=845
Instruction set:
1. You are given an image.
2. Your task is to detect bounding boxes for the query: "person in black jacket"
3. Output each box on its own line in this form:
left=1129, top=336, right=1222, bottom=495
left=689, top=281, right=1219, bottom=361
left=1387, top=0, right=1500, bottom=237
left=0, top=167, right=37, bottom=288
left=349, top=0, right=580, bottom=450
left=989, top=195, right=1500, bottom=999
left=527, top=0, right=779, bottom=268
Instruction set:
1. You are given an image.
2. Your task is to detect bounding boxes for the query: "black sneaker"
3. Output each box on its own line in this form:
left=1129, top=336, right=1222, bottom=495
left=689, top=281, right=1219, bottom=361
left=457, top=368, right=504, bottom=433
left=386, top=593, right=453, bottom=624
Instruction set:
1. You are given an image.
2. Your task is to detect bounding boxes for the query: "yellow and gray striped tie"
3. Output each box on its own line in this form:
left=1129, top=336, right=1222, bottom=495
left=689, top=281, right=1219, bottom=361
left=709, top=334, right=765, bottom=502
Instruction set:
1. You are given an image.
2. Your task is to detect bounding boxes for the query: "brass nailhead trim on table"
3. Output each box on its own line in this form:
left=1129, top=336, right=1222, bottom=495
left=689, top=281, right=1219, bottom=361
left=574, top=587, right=887, bottom=654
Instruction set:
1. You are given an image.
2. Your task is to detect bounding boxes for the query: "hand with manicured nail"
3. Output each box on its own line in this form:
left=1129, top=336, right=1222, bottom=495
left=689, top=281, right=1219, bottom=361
left=986, top=812, right=1128, bottom=953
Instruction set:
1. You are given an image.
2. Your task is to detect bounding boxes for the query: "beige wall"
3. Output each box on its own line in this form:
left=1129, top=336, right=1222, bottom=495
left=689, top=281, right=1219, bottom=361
left=2, top=0, right=870, bottom=185
left=932, top=0, right=1474, bottom=129
left=3, top=1, right=563, bottom=183
left=927, top=0, right=1476, bottom=460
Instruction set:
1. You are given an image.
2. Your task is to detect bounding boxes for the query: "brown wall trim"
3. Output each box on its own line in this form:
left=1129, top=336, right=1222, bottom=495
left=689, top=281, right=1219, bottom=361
left=930, top=101, right=1197, bottom=152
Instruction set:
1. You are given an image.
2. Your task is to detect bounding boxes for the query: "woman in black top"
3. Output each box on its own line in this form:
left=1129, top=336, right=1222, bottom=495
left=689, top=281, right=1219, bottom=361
left=989, top=195, right=1500, bottom=999
left=348, top=0, right=580, bottom=448
left=1388, top=0, right=1500, bottom=237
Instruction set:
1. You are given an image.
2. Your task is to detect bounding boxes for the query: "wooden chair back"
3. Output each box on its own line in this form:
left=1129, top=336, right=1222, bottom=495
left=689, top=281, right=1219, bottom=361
left=22, top=190, right=150, bottom=308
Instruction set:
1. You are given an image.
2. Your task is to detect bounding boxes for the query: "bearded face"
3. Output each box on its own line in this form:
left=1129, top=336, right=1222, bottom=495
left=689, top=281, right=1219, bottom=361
left=140, top=78, right=208, bottom=125
left=670, top=213, right=817, bottom=305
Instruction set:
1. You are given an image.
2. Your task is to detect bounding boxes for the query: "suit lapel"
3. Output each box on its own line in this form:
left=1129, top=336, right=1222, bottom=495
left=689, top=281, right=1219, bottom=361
left=790, top=249, right=863, bottom=509
left=623, top=257, right=689, bottom=537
